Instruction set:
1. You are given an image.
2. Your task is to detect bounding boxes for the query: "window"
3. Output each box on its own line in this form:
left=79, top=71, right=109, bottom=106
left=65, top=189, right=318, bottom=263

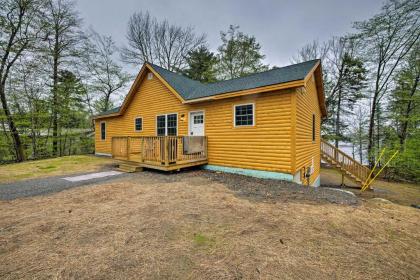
left=234, top=104, right=254, bottom=126
left=312, top=114, right=316, bottom=142
left=135, top=117, right=142, bottom=131
left=156, top=114, right=177, bottom=136
left=167, top=114, right=177, bottom=136
left=100, top=122, right=106, bottom=140
left=157, top=115, right=166, bottom=136
left=147, top=73, right=153, bottom=80
left=193, top=114, right=203, bottom=124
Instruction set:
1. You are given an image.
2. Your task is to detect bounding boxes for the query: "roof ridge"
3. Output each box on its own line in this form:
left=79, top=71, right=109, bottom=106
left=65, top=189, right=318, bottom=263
left=148, top=59, right=320, bottom=86
left=207, top=59, right=320, bottom=86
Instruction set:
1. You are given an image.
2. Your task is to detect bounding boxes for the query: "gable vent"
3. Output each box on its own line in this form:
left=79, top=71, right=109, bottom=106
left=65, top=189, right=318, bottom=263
left=147, top=73, right=153, bottom=80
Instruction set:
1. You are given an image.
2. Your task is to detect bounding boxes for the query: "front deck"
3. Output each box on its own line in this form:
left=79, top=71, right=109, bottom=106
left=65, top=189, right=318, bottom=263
left=111, top=136, right=208, bottom=171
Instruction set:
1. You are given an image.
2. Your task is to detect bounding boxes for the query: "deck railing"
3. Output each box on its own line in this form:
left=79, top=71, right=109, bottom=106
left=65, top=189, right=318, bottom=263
left=321, top=139, right=370, bottom=183
left=111, top=136, right=208, bottom=166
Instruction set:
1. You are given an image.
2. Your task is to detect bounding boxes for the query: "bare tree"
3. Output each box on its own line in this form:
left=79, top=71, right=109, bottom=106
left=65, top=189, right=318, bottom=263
left=349, top=106, right=369, bottom=163
left=353, top=0, right=420, bottom=167
left=82, top=30, right=131, bottom=113
left=292, top=37, right=366, bottom=148
left=0, top=0, right=42, bottom=161
left=121, top=11, right=206, bottom=71
left=291, top=40, right=330, bottom=64
left=42, top=0, right=82, bottom=156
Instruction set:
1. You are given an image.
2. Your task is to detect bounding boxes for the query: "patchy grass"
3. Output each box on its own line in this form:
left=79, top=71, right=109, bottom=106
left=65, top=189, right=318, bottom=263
left=0, top=171, right=419, bottom=279
left=193, top=233, right=215, bottom=248
left=321, top=167, right=420, bottom=206
left=0, top=155, right=116, bottom=184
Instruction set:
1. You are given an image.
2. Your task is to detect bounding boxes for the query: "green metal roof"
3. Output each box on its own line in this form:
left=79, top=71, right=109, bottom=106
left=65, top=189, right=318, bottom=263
left=149, top=59, right=319, bottom=100
left=95, top=59, right=320, bottom=117
left=95, top=106, right=121, bottom=117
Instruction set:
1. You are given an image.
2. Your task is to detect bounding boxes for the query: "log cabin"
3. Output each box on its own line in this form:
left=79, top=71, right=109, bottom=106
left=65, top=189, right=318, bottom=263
left=93, top=59, right=329, bottom=186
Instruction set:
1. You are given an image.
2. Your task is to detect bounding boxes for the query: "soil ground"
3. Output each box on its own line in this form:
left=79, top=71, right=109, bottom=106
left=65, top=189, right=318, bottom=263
left=321, top=166, right=420, bottom=207
left=1, top=169, right=419, bottom=279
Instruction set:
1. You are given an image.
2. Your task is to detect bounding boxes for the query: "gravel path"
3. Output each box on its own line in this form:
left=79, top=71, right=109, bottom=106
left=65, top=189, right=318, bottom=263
left=0, top=171, right=129, bottom=200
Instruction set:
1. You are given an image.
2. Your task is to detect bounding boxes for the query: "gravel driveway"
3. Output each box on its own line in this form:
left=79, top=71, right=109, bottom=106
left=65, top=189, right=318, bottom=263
left=0, top=171, right=129, bottom=200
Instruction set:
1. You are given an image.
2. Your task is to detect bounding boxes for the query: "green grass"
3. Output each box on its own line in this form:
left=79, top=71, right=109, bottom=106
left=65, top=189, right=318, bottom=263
left=37, top=165, right=57, bottom=170
left=193, top=233, right=215, bottom=247
left=0, top=155, right=115, bottom=184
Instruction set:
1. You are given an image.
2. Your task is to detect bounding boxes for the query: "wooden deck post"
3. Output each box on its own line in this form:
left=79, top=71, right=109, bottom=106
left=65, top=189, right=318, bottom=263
left=140, top=137, right=144, bottom=162
left=164, top=137, right=169, bottom=166
left=127, top=136, right=130, bottom=161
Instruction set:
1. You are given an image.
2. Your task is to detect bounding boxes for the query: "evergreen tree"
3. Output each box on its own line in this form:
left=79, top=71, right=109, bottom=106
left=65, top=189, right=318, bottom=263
left=217, top=25, right=269, bottom=79
left=331, top=53, right=367, bottom=147
left=183, top=46, right=217, bottom=83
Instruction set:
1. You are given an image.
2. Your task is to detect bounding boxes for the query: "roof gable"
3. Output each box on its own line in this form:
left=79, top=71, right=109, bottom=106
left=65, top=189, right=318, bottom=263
left=94, top=59, right=326, bottom=119
left=150, top=59, right=320, bottom=100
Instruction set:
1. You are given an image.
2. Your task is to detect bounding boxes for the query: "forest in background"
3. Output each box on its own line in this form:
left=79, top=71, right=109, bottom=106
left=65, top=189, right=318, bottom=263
left=1, top=0, right=419, bottom=182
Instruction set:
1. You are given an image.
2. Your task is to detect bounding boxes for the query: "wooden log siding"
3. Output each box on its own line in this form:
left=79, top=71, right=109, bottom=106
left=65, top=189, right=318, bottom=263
left=95, top=69, right=294, bottom=174
left=112, top=136, right=208, bottom=166
left=294, top=74, right=322, bottom=185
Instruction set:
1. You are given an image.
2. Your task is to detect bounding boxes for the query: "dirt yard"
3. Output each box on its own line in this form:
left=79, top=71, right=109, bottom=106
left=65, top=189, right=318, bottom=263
left=321, top=166, right=420, bottom=207
left=1, top=169, right=419, bottom=279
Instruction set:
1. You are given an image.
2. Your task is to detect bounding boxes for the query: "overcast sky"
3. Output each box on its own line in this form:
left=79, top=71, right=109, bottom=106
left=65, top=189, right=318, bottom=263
left=76, top=0, right=384, bottom=73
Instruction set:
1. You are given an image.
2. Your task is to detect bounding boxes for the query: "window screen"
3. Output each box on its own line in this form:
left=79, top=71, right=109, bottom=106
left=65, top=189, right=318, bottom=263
left=156, top=114, right=177, bottom=136
left=135, top=118, right=142, bottom=131
left=235, top=104, right=254, bottom=126
left=100, top=122, right=106, bottom=140
left=167, top=114, right=177, bottom=136
left=157, top=115, right=166, bottom=136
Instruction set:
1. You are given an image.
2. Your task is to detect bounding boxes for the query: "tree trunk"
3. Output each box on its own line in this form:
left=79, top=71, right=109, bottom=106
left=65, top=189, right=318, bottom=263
left=358, top=127, right=363, bottom=163
left=52, top=34, right=59, bottom=156
left=399, top=72, right=419, bottom=149
left=334, top=87, right=342, bottom=148
left=367, top=90, right=379, bottom=168
left=376, top=109, right=381, bottom=158
left=0, top=85, right=25, bottom=162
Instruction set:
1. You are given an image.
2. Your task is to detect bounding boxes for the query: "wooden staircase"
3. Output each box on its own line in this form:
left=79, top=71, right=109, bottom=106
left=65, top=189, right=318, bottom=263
left=321, top=139, right=371, bottom=188
left=117, top=162, right=144, bottom=173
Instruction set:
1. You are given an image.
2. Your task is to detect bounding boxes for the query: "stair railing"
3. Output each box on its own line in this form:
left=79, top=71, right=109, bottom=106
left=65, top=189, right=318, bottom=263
left=321, top=139, right=371, bottom=183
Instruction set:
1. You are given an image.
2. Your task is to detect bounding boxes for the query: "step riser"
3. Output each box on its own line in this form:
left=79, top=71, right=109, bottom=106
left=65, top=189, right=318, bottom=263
left=118, top=164, right=144, bottom=173
left=322, top=156, right=364, bottom=187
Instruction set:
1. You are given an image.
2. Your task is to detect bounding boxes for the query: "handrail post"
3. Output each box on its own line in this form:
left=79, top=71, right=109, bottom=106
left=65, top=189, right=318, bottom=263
left=140, top=137, right=144, bottom=162
left=164, top=136, right=169, bottom=166
left=127, top=136, right=130, bottom=161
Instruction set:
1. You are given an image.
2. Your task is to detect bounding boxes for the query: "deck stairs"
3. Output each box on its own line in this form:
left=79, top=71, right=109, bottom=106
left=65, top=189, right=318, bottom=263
left=321, top=139, right=371, bottom=188
left=117, top=162, right=144, bottom=173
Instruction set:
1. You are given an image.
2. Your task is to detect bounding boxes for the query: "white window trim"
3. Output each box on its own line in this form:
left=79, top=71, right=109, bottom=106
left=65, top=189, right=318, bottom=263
left=233, top=103, right=255, bottom=127
left=100, top=121, right=106, bottom=141
left=134, top=116, right=143, bottom=132
left=156, top=113, right=178, bottom=136
left=188, top=110, right=205, bottom=136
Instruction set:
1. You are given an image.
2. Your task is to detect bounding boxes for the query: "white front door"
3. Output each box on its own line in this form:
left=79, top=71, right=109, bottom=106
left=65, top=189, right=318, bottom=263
left=189, top=111, right=204, bottom=136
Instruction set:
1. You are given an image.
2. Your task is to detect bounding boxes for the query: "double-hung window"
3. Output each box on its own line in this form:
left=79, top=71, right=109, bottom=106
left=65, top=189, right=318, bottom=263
left=135, top=117, right=143, bottom=132
left=234, top=104, right=254, bottom=126
left=156, top=114, right=177, bottom=136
